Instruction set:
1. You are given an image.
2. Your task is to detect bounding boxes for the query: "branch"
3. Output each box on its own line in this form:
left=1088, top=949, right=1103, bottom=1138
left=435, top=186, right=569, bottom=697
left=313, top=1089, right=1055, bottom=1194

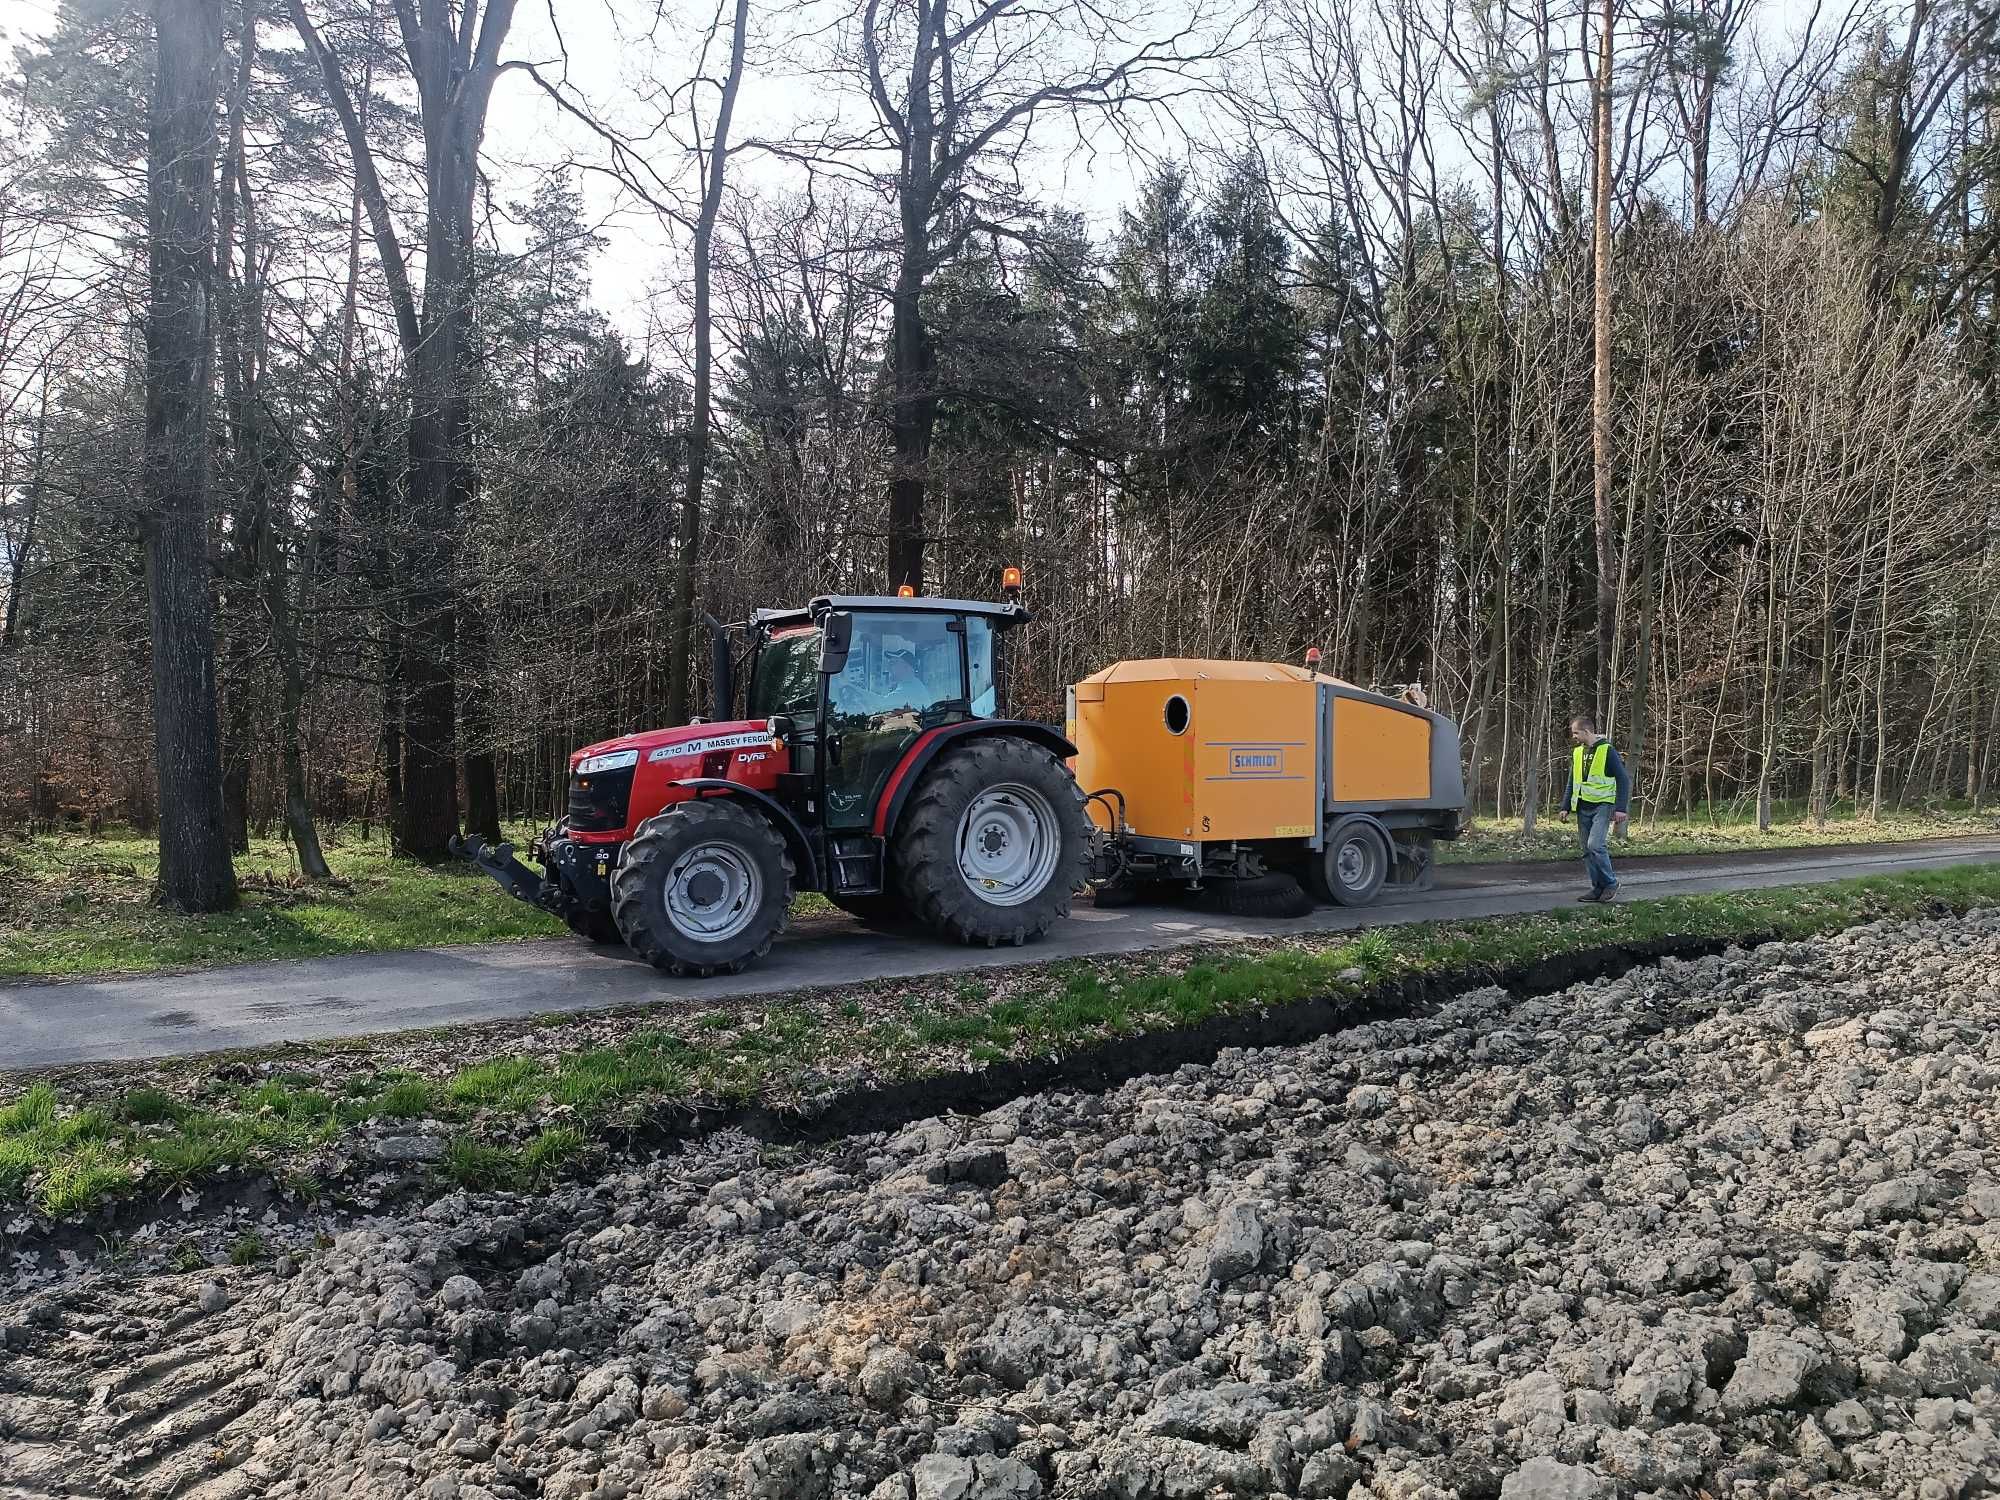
left=502, top=61, right=698, bottom=231
left=862, top=0, right=911, bottom=145
left=288, top=0, right=423, bottom=354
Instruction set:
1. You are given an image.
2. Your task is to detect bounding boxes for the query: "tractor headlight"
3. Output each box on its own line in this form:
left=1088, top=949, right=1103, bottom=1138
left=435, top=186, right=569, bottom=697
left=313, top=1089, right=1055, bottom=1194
left=576, top=749, right=639, bottom=776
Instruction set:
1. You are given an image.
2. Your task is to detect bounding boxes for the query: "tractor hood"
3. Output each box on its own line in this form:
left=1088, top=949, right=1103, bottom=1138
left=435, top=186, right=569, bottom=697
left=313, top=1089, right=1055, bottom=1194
left=569, top=720, right=774, bottom=772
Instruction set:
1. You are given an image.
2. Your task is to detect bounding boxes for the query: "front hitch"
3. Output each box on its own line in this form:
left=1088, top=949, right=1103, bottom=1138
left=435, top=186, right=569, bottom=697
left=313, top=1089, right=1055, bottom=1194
left=451, top=834, right=553, bottom=908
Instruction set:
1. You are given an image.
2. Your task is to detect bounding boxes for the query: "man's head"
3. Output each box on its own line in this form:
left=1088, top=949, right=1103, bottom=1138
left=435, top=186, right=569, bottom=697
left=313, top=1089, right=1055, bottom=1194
left=884, top=639, right=918, bottom=682
left=1569, top=711, right=1599, bottom=746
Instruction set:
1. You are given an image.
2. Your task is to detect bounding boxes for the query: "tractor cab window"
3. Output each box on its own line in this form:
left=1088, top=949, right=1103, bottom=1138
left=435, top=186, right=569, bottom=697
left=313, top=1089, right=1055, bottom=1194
left=823, top=612, right=965, bottom=827
left=748, top=628, right=821, bottom=719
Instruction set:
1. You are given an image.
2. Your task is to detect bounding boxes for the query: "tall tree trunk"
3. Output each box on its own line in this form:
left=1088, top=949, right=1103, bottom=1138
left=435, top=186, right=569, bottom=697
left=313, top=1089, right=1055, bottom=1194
left=0, top=385, right=49, bottom=655
left=1628, top=473, right=1659, bottom=822
left=1979, top=657, right=2000, bottom=811
left=666, top=0, right=751, bottom=724
left=880, top=0, right=942, bottom=594
left=886, top=258, right=936, bottom=593
left=1965, top=678, right=1979, bottom=803
left=290, top=0, right=519, bottom=860
left=261, top=496, right=331, bottom=878
left=1591, top=0, right=1617, bottom=723
left=460, top=595, right=502, bottom=842
left=1811, top=592, right=1835, bottom=828
left=381, top=610, right=404, bottom=835
left=1704, top=524, right=1759, bottom=823
left=1870, top=491, right=1897, bottom=820
left=219, top=674, right=253, bottom=848
left=143, top=0, right=236, bottom=912
left=1754, top=520, right=1781, bottom=832
left=398, top=169, right=469, bottom=859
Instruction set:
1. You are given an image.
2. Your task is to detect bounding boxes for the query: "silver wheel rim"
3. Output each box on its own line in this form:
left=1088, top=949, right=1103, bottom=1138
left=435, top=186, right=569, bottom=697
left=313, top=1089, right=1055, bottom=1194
left=956, top=783, right=1062, bottom=907
left=663, top=841, right=763, bottom=942
left=1335, top=836, right=1376, bottom=891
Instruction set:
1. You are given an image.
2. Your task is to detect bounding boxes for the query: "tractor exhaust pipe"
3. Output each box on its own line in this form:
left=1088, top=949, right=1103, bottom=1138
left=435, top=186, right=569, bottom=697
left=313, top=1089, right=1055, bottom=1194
left=705, top=613, right=732, bottom=721
left=450, top=834, right=549, bottom=908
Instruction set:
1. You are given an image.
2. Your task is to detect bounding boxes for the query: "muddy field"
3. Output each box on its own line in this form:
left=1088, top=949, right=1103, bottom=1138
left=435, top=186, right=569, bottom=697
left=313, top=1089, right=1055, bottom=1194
left=5, top=908, right=2000, bottom=1499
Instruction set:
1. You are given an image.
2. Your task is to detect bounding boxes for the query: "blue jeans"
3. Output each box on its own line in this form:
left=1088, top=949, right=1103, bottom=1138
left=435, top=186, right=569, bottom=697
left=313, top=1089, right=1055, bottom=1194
left=1577, top=804, right=1617, bottom=894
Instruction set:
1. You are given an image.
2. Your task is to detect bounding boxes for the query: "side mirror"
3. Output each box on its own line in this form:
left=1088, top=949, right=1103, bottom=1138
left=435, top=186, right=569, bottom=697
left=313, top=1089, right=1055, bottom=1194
left=819, top=611, right=852, bottom=675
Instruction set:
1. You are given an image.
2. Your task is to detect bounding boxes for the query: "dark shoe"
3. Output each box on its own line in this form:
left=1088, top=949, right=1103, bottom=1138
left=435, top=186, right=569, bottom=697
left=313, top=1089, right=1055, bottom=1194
left=1599, top=886, right=1618, bottom=903
left=1577, top=890, right=1604, bottom=903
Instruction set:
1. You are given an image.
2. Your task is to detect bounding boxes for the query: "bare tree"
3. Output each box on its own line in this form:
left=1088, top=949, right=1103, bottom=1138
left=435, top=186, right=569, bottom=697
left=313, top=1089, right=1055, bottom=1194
left=288, top=0, right=520, bottom=856
left=833, top=0, right=1231, bottom=590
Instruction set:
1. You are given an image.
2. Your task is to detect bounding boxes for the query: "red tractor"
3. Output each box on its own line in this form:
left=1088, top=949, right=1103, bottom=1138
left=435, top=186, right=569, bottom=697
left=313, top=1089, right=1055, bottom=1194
left=456, top=585, right=1091, bottom=976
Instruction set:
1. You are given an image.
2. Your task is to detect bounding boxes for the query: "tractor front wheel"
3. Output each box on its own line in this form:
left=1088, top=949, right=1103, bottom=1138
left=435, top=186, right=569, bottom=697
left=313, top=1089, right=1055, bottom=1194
left=894, top=738, right=1090, bottom=947
left=611, top=800, right=792, bottom=976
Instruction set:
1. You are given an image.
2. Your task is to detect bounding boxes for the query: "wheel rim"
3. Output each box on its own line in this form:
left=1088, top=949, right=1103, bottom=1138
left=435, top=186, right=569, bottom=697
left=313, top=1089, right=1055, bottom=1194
left=956, top=783, right=1062, bottom=907
left=1335, top=835, right=1377, bottom=891
left=663, top=841, right=763, bottom=942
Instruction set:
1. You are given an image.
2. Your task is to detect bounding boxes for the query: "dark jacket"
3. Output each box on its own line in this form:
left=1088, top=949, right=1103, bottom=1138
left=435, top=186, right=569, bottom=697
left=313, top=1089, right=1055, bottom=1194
left=1562, top=737, right=1630, bottom=816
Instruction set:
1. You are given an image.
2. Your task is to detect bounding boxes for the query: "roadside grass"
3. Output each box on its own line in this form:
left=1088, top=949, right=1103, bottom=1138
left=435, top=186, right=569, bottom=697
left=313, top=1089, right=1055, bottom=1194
left=0, top=827, right=563, bottom=980
left=3, top=863, right=1996, bottom=1219
left=1444, top=801, right=1997, bottom=864
left=0, top=828, right=857, bottom=980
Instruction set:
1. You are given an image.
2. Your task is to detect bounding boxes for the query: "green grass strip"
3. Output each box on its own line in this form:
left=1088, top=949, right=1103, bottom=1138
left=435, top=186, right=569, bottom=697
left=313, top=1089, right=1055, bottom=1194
left=1, top=864, right=1995, bottom=1219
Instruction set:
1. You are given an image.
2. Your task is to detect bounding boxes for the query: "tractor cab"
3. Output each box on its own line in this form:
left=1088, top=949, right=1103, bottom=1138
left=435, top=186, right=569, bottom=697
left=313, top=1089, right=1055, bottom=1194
left=741, top=595, right=1025, bottom=839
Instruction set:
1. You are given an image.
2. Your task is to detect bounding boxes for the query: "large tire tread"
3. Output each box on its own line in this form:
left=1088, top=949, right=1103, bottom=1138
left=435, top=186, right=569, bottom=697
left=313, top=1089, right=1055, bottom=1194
left=892, top=738, right=1090, bottom=947
left=610, top=800, right=794, bottom=976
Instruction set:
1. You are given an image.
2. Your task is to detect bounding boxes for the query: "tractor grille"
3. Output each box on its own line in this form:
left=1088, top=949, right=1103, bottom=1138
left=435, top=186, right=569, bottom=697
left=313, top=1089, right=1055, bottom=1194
left=567, top=765, right=636, bottom=833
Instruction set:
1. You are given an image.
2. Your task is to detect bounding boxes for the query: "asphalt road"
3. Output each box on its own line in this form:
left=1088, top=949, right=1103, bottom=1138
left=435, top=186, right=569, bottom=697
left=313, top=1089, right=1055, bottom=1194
left=5, top=837, right=1997, bottom=1072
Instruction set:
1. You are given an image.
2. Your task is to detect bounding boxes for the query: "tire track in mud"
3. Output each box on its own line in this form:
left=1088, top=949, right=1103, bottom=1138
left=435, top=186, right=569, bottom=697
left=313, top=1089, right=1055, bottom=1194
left=2, top=1276, right=282, bottom=1500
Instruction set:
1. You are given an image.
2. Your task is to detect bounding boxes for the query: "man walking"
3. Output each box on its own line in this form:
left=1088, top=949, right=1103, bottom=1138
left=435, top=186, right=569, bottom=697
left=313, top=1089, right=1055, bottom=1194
left=1564, top=712, right=1630, bottom=902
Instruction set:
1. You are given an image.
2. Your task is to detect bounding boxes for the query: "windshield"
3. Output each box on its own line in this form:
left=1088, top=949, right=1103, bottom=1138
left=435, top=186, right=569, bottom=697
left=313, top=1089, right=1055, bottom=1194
left=747, top=629, right=822, bottom=718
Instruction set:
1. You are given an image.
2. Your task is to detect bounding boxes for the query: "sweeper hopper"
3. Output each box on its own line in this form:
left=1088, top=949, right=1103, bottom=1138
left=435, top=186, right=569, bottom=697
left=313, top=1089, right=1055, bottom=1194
left=1068, top=659, right=1464, bottom=907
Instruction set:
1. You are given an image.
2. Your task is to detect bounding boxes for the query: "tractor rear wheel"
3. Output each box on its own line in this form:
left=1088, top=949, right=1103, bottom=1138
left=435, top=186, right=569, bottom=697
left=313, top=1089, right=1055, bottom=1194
left=610, top=800, right=792, bottom=976
left=894, top=737, right=1089, bottom=947
left=1308, top=816, right=1390, bottom=907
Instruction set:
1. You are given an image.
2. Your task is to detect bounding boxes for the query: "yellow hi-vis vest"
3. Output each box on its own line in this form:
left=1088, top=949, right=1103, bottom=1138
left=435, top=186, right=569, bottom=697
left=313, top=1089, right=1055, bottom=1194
left=1571, top=741, right=1616, bottom=810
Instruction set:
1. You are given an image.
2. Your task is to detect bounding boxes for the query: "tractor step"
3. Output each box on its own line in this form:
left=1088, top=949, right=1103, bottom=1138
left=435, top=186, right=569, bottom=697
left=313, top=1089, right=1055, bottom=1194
left=828, top=835, right=883, bottom=894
